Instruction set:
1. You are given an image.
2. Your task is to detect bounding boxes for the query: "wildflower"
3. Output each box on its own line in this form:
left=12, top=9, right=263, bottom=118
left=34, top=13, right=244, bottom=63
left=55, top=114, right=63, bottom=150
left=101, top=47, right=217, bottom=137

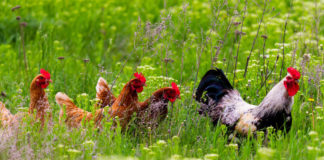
left=57, top=144, right=65, bottom=149
left=58, top=56, right=65, bottom=60
left=226, top=143, right=238, bottom=150
left=315, top=106, right=323, bottom=112
left=170, top=154, right=182, bottom=160
left=83, top=59, right=90, bottom=63
left=83, top=140, right=95, bottom=147
left=67, top=149, right=81, bottom=154
left=307, top=146, right=320, bottom=152
left=317, top=156, right=324, bottom=160
left=267, top=80, right=274, bottom=84
left=16, top=16, right=21, bottom=21
left=204, top=153, right=219, bottom=160
left=308, top=98, right=314, bottom=102
left=256, top=147, right=275, bottom=159
left=142, top=147, right=151, bottom=152
left=20, top=22, right=27, bottom=27
left=156, top=140, right=167, bottom=146
left=308, top=131, right=318, bottom=137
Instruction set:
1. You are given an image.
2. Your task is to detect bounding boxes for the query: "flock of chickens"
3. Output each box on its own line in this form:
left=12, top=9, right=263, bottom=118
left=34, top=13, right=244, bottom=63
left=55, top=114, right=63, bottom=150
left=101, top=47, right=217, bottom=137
left=0, top=67, right=300, bottom=136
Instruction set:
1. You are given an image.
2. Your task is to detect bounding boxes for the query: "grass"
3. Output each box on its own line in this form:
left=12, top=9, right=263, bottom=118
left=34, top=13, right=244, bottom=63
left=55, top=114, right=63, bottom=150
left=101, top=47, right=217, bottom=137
left=0, top=0, right=323, bottom=159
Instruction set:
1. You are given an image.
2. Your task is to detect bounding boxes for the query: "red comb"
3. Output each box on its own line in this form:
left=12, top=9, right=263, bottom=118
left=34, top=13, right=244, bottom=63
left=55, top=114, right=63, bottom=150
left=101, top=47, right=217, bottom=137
left=40, top=69, right=51, bottom=79
left=287, top=67, right=300, bottom=80
left=171, top=82, right=180, bottom=96
left=134, top=72, right=146, bottom=84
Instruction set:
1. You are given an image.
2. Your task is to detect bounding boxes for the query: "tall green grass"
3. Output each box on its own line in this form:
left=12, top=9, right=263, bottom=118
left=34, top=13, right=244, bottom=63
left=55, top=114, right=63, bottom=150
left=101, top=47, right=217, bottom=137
left=0, top=0, right=323, bottom=159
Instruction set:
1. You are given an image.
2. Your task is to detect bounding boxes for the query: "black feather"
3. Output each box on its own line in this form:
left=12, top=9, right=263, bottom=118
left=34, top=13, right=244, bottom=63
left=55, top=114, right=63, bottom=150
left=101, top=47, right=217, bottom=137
left=195, top=68, right=233, bottom=105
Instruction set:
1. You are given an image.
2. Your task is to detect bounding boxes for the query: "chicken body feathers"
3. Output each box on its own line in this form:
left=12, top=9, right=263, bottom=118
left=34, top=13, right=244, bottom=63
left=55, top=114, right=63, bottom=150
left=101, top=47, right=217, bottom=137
left=55, top=92, right=103, bottom=128
left=196, top=68, right=294, bottom=135
left=96, top=77, right=116, bottom=108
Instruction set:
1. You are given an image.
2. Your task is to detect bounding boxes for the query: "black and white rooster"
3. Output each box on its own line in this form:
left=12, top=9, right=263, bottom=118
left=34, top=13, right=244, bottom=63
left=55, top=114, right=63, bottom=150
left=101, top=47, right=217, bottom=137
left=195, top=67, right=300, bottom=135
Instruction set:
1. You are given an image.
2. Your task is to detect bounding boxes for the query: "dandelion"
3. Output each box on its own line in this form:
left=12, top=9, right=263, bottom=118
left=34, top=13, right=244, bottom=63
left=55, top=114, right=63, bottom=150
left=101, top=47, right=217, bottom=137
left=308, top=98, right=315, bottom=102
left=267, top=80, right=274, bottom=84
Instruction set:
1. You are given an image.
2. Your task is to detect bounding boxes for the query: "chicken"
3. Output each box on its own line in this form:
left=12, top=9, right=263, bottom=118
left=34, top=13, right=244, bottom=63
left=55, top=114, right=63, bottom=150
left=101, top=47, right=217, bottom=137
left=29, top=69, right=53, bottom=127
left=135, top=82, right=181, bottom=129
left=0, top=102, right=21, bottom=127
left=108, top=72, right=146, bottom=130
left=195, top=67, right=300, bottom=135
left=55, top=92, right=104, bottom=128
left=96, top=77, right=116, bottom=108
left=0, top=69, right=52, bottom=128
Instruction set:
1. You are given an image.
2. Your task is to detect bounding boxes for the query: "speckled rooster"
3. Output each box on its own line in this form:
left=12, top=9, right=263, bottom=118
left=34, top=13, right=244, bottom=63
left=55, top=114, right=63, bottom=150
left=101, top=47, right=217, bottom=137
left=195, top=67, right=300, bottom=135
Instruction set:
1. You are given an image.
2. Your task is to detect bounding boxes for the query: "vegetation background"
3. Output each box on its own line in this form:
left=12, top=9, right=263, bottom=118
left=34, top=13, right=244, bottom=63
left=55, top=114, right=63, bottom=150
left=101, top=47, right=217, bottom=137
left=0, top=0, right=323, bottom=159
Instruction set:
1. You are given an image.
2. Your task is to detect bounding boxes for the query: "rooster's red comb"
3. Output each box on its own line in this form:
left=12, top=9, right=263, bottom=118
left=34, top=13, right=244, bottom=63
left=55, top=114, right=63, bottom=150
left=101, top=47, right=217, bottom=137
left=134, top=72, right=146, bottom=84
left=171, top=82, right=180, bottom=96
left=40, top=69, right=51, bottom=79
left=287, top=67, right=300, bottom=80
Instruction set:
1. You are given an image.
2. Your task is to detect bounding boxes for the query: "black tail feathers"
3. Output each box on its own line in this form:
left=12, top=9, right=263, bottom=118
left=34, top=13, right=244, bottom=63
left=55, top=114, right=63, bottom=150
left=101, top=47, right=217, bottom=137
left=195, top=68, right=233, bottom=105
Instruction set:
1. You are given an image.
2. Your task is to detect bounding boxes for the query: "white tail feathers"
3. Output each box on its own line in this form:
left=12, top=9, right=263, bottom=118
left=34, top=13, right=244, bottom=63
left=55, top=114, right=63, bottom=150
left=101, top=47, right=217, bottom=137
left=96, top=77, right=109, bottom=97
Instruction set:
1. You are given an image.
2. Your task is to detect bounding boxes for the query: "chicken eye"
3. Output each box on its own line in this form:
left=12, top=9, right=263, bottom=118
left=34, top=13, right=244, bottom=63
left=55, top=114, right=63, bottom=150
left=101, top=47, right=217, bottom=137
left=39, top=77, right=44, bottom=80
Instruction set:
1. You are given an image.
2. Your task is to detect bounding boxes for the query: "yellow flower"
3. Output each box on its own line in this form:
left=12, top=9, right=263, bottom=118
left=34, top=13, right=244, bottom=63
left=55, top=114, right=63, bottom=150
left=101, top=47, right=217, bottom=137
left=267, top=80, right=273, bottom=84
left=308, top=98, right=315, bottom=102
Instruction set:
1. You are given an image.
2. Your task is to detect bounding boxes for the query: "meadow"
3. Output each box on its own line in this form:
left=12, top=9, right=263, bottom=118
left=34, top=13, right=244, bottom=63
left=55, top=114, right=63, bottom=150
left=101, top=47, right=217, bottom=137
left=0, top=0, right=323, bottom=159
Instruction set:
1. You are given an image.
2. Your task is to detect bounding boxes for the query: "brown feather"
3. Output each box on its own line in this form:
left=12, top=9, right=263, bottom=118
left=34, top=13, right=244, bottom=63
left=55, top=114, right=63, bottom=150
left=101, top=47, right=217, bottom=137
left=96, top=77, right=116, bottom=108
left=55, top=92, right=104, bottom=129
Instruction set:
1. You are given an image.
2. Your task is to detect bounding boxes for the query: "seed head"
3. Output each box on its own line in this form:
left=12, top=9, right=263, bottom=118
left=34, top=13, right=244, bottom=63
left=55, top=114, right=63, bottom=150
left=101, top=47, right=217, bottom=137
left=20, top=22, right=27, bottom=27
left=261, top=35, right=268, bottom=39
left=58, top=56, right=65, bottom=60
left=11, top=5, right=21, bottom=12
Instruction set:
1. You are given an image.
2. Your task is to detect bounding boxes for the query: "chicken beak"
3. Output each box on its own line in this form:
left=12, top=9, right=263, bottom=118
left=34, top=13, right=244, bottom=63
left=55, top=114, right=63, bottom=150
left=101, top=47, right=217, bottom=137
left=178, top=95, right=181, bottom=99
left=48, top=79, right=53, bottom=83
left=295, top=79, right=299, bottom=83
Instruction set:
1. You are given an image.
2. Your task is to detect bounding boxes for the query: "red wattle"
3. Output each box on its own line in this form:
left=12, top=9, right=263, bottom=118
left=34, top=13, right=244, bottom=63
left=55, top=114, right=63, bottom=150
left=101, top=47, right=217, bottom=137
left=136, top=87, right=143, bottom=93
left=284, top=81, right=299, bottom=96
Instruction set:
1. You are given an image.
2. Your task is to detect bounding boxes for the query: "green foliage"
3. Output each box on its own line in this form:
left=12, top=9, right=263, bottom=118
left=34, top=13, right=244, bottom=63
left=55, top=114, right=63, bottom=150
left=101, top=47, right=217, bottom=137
left=0, top=0, right=323, bottom=159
